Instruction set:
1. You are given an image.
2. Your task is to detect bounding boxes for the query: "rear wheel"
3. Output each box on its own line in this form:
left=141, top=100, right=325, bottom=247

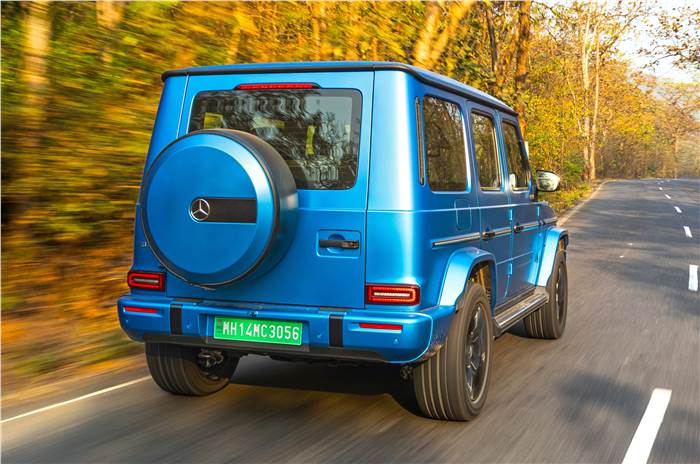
left=524, top=249, right=567, bottom=339
left=145, top=343, right=239, bottom=396
left=412, top=282, right=493, bottom=421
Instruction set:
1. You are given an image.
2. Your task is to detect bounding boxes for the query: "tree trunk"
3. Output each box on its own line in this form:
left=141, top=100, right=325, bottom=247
left=496, top=3, right=517, bottom=94
left=309, top=2, right=331, bottom=61
left=514, top=0, right=532, bottom=135
left=96, top=1, right=124, bottom=64
left=226, top=3, right=241, bottom=63
left=427, top=2, right=473, bottom=66
left=672, top=131, right=680, bottom=178
left=342, top=5, right=362, bottom=60
left=589, top=30, right=600, bottom=181
left=412, top=1, right=442, bottom=67
left=484, top=3, right=498, bottom=93
left=226, top=27, right=241, bottom=64
left=14, top=1, right=50, bottom=228
left=370, top=36, right=379, bottom=61
left=310, top=3, right=322, bottom=61
left=21, top=1, right=50, bottom=153
left=579, top=2, right=594, bottom=181
left=96, top=1, right=124, bottom=29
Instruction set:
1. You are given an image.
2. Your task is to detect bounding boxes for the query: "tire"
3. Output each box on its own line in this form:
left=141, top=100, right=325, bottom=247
left=145, top=343, right=239, bottom=396
left=413, top=282, right=494, bottom=421
left=524, top=249, right=568, bottom=339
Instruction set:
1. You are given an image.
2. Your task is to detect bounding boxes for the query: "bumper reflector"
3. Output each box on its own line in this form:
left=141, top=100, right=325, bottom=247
left=359, top=322, right=403, bottom=331
left=127, top=271, right=165, bottom=291
left=123, top=306, right=158, bottom=314
left=365, top=284, right=420, bottom=305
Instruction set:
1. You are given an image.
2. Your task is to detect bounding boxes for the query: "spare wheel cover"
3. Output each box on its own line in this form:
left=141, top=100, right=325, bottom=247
left=140, top=129, right=298, bottom=286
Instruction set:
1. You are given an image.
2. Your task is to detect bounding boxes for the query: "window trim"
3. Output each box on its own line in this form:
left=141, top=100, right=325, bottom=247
left=470, top=109, right=503, bottom=192
left=415, top=97, right=425, bottom=185
left=422, top=94, right=469, bottom=193
left=501, top=119, right=531, bottom=192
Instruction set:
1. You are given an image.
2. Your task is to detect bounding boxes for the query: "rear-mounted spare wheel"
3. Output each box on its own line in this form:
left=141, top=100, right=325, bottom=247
left=140, top=129, right=298, bottom=287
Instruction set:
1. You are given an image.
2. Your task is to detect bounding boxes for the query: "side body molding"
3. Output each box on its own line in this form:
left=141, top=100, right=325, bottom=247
left=437, top=247, right=497, bottom=311
left=535, top=227, right=569, bottom=287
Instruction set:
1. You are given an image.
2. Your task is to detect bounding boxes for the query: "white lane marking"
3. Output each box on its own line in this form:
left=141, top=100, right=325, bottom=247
left=674, top=206, right=682, bottom=213
left=664, top=194, right=671, bottom=199
left=621, top=388, right=672, bottom=464
left=1, top=376, right=150, bottom=424
left=690, top=265, right=698, bottom=292
left=619, top=243, right=634, bottom=259
left=684, top=226, right=693, bottom=238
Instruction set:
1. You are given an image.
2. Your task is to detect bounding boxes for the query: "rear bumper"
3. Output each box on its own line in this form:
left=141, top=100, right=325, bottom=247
left=117, top=295, right=455, bottom=364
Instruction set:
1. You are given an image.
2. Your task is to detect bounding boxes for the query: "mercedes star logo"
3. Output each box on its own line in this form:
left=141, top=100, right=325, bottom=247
left=190, top=198, right=211, bottom=222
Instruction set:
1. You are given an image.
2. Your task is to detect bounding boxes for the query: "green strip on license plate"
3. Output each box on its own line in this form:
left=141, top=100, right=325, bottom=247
left=213, top=317, right=302, bottom=346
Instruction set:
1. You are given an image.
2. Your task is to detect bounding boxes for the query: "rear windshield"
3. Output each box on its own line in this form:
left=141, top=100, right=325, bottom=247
left=189, top=89, right=361, bottom=190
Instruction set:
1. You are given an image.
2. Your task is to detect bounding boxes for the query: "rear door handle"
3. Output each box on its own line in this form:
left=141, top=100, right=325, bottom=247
left=319, top=239, right=360, bottom=249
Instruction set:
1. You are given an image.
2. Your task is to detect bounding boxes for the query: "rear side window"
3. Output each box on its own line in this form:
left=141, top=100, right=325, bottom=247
left=423, top=96, right=467, bottom=192
left=471, top=112, right=501, bottom=191
left=501, top=121, right=530, bottom=190
left=189, top=89, right=361, bottom=190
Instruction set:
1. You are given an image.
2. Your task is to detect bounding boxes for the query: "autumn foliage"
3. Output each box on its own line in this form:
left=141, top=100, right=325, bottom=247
left=1, top=1, right=698, bottom=391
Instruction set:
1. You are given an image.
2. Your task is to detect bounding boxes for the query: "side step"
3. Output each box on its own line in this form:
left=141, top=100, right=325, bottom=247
left=493, top=289, right=549, bottom=336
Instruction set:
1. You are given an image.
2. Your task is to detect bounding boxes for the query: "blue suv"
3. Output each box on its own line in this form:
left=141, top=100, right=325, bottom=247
left=118, top=62, right=568, bottom=421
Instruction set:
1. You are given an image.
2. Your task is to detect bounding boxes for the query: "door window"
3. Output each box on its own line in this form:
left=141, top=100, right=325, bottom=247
left=502, top=121, right=530, bottom=190
left=423, top=96, right=467, bottom=192
left=470, top=112, right=501, bottom=191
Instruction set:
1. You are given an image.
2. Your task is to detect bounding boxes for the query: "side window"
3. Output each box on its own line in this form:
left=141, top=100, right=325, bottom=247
left=470, top=112, right=501, bottom=191
left=423, top=96, right=467, bottom=191
left=502, top=121, right=530, bottom=190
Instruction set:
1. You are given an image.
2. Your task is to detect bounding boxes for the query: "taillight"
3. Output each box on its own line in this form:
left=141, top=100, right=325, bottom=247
left=235, top=83, right=318, bottom=90
left=127, top=271, right=165, bottom=291
left=365, top=284, right=420, bottom=305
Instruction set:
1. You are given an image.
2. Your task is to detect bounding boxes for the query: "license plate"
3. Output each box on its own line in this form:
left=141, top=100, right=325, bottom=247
left=213, top=317, right=302, bottom=346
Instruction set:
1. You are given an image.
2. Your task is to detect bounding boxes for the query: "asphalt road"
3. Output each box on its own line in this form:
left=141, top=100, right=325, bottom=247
left=3, top=179, right=699, bottom=463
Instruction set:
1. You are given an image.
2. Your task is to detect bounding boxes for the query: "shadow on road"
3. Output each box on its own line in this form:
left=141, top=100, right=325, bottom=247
left=230, top=357, right=423, bottom=416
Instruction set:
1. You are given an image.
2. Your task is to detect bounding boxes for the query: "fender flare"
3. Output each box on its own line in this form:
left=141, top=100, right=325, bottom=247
left=437, top=247, right=497, bottom=311
left=536, top=227, right=569, bottom=287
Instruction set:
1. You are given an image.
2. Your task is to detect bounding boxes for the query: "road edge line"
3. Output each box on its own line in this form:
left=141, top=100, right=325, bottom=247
left=1, top=376, right=151, bottom=424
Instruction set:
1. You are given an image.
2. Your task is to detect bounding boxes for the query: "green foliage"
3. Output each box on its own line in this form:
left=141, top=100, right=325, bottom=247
left=544, top=182, right=591, bottom=213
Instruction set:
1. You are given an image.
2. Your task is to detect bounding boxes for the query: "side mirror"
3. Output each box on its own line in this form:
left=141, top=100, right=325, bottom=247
left=535, top=170, right=561, bottom=192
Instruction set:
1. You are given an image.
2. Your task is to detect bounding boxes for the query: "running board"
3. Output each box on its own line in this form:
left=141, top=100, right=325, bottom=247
left=493, top=289, right=549, bottom=336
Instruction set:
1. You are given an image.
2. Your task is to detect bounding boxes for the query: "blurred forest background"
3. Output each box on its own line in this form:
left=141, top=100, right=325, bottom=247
left=2, top=0, right=699, bottom=394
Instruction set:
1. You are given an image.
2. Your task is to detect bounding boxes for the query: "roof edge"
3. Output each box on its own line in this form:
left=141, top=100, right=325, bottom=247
left=161, top=62, right=516, bottom=116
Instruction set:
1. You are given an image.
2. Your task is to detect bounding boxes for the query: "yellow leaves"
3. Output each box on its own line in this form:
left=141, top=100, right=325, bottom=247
left=122, top=35, right=138, bottom=47
left=2, top=0, right=698, bottom=392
